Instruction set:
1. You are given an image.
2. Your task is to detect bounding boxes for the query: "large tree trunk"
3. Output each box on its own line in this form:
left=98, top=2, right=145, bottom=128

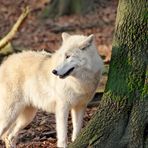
left=69, top=0, right=147, bottom=148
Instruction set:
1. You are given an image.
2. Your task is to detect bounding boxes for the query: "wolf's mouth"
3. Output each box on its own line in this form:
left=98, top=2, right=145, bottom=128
left=59, top=67, right=75, bottom=79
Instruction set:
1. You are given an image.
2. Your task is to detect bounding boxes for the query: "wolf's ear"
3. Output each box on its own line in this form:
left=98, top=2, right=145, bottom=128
left=86, top=34, right=94, bottom=44
left=62, top=32, right=70, bottom=41
left=80, top=34, right=94, bottom=50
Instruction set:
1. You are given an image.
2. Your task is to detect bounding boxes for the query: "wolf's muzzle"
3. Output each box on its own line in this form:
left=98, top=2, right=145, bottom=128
left=52, top=67, right=75, bottom=79
left=59, top=67, right=75, bottom=78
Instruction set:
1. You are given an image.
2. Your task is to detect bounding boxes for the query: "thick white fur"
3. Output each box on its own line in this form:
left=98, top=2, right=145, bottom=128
left=0, top=33, right=103, bottom=148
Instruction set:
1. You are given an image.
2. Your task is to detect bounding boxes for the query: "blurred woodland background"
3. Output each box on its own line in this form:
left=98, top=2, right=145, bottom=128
left=0, top=0, right=117, bottom=61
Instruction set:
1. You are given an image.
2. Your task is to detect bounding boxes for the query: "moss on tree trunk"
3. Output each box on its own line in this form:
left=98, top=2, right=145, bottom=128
left=69, top=0, right=147, bottom=148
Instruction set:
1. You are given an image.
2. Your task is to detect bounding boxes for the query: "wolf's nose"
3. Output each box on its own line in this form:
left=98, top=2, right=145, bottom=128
left=52, top=69, right=58, bottom=75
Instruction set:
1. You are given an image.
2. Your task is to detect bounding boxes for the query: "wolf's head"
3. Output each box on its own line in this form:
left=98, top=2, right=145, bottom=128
left=52, top=33, right=102, bottom=79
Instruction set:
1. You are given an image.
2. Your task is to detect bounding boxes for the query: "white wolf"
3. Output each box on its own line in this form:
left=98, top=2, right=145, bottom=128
left=0, top=33, right=103, bottom=148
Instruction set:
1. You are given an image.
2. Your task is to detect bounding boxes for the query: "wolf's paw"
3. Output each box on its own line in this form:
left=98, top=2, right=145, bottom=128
left=57, top=140, right=67, bottom=148
left=72, top=136, right=76, bottom=142
left=72, top=132, right=77, bottom=142
left=4, top=136, right=16, bottom=148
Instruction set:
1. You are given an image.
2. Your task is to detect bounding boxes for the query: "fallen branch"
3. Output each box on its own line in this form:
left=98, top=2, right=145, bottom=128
left=0, top=7, right=30, bottom=49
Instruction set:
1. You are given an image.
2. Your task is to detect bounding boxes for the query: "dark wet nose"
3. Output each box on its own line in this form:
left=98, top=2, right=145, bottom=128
left=52, top=69, right=58, bottom=75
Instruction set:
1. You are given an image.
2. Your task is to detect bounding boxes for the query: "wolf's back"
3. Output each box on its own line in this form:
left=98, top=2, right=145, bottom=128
left=0, top=51, right=52, bottom=89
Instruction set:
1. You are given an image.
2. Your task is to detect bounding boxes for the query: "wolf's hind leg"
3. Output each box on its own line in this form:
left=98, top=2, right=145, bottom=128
left=0, top=102, right=25, bottom=148
left=0, top=103, right=24, bottom=138
left=4, top=106, right=37, bottom=148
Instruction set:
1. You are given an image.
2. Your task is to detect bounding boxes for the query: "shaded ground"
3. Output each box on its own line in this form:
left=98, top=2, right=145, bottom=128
left=0, top=0, right=118, bottom=147
left=0, top=107, right=98, bottom=148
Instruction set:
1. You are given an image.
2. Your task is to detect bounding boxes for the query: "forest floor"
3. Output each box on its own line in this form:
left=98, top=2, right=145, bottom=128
left=0, top=0, right=118, bottom=147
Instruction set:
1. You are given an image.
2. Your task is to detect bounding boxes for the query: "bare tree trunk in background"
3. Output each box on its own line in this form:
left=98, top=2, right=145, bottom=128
left=69, top=0, right=148, bottom=147
left=42, top=0, right=94, bottom=18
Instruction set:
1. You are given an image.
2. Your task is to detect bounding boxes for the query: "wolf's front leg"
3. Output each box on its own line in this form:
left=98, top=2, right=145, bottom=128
left=56, top=102, right=70, bottom=148
left=71, top=106, right=86, bottom=142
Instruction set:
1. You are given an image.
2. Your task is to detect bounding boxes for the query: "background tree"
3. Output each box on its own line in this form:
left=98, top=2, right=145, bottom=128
left=69, top=0, right=148, bottom=148
left=42, top=0, right=95, bottom=18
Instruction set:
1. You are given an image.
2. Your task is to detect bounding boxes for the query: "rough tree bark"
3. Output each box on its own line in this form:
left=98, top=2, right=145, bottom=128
left=42, top=0, right=94, bottom=18
left=69, top=0, right=147, bottom=148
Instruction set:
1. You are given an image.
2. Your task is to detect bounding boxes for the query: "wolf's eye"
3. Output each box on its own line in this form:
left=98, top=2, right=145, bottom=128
left=81, top=47, right=86, bottom=50
left=65, top=55, right=70, bottom=59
